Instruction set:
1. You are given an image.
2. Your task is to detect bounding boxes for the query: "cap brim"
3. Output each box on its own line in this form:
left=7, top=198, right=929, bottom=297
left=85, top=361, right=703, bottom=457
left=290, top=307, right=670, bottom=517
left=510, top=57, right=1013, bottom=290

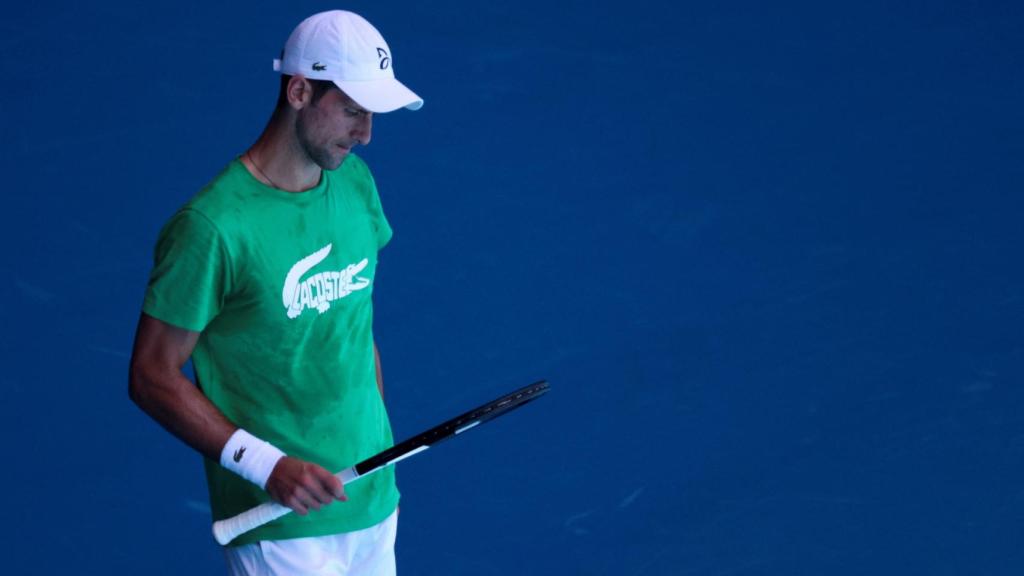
left=333, top=78, right=423, bottom=113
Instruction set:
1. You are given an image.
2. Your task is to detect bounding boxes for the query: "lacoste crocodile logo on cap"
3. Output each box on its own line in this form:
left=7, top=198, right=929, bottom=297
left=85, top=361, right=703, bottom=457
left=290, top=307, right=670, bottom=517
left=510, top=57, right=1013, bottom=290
left=312, top=62, right=327, bottom=71
left=233, top=447, right=246, bottom=462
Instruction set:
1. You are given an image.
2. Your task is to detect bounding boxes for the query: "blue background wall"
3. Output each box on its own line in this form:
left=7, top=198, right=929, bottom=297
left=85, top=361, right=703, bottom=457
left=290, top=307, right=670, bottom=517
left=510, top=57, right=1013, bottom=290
left=2, top=1, right=1023, bottom=574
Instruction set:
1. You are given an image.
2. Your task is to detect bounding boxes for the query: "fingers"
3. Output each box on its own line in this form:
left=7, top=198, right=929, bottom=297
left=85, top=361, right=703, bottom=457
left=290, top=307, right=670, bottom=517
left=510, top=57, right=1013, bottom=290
left=311, top=464, right=348, bottom=501
left=265, top=457, right=347, bottom=515
left=283, top=489, right=315, bottom=516
left=299, top=467, right=347, bottom=511
left=286, top=486, right=328, bottom=516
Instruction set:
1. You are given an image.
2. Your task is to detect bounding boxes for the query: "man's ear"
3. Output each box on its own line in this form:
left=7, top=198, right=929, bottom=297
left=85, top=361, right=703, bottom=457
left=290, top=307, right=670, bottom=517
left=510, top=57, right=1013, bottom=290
left=286, top=75, right=313, bottom=110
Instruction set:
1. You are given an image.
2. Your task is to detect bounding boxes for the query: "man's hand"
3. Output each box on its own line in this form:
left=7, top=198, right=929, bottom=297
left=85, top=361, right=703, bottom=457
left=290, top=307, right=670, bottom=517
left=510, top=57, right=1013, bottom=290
left=265, top=457, right=347, bottom=515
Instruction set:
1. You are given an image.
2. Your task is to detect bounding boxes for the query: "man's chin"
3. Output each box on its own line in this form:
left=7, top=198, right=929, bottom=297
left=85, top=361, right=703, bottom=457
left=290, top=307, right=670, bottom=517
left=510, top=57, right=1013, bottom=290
left=318, top=151, right=348, bottom=171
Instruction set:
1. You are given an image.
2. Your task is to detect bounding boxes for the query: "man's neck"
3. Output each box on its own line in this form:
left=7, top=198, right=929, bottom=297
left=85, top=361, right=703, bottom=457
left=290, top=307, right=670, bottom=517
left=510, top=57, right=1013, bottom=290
left=243, top=113, right=322, bottom=193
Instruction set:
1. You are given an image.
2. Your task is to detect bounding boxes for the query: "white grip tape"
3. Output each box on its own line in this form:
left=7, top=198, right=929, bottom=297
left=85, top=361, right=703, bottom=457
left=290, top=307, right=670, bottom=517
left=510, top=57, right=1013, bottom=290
left=211, top=466, right=359, bottom=545
left=212, top=501, right=291, bottom=546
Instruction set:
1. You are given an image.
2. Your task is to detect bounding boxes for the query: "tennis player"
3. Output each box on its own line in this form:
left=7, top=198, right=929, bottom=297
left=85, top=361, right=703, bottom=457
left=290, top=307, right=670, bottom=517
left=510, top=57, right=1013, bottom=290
left=129, top=10, right=421, bottom=575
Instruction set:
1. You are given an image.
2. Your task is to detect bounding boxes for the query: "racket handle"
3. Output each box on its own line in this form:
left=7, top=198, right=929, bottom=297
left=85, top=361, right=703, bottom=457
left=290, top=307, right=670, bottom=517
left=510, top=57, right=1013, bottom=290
left=212, top=501, right=289, bottom=545
left=211, top=466, right=359, bottom=545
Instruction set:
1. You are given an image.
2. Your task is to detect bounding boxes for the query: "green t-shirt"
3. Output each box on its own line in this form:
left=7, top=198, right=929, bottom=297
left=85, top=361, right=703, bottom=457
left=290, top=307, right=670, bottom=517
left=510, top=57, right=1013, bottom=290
left=143, top=154, right=399, bottom=545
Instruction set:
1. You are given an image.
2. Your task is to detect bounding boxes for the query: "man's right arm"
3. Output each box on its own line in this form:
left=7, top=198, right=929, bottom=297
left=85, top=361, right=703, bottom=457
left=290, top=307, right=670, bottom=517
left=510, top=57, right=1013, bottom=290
left=128, top=312, right=234, bottom=460
left=128, top=312, right=346, bottom=514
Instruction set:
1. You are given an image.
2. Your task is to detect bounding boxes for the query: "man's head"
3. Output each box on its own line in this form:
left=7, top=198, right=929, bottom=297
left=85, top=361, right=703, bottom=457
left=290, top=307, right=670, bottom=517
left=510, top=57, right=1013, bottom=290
left=274, top=10, right=422, bottom=114
left=276, top=74, right=375, bottom=171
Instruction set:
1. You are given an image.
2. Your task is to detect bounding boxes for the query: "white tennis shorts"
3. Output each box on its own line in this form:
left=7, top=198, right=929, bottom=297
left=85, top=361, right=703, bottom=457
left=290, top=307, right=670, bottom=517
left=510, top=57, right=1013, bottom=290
left=223, top=510, right=398, bottom=576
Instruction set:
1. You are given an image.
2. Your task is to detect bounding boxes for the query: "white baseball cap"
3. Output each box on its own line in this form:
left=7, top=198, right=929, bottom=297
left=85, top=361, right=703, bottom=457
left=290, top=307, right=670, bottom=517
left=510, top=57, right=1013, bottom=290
left=273, top=10, right=423, bottom=113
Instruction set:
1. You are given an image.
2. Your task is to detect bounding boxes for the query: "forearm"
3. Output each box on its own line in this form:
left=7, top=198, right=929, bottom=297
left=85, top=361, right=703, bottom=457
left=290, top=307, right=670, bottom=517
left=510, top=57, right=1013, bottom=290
left=128, top=314, right=343, bottom=512
left=129, top=313, right=237, bottom=462
left=131, top=364, right=343, bottom=511
left=129, top=364, right=236, bottom=462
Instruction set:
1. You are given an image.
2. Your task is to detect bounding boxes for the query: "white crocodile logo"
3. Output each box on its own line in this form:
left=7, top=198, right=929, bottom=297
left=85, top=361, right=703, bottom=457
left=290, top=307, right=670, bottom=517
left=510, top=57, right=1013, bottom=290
left=282, top=243, right=370, bottom=319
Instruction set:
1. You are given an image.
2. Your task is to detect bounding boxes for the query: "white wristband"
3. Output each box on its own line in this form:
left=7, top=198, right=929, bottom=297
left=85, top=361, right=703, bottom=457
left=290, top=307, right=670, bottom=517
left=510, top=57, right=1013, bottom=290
left=220, top=429, right=286, bottom=490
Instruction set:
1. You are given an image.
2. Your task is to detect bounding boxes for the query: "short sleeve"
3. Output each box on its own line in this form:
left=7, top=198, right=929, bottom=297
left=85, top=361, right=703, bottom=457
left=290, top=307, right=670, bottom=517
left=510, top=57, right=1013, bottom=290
left=366, top=176, right=393, bottom=250
left=143, top=209, right=232, bottom=332
left=346, top=154, right=393, bottom=249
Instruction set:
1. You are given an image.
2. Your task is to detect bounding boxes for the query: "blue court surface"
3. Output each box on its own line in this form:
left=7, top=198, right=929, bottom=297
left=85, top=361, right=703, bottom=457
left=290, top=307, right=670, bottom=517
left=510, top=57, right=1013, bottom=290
left=3, top=1, right=1023, bottom=574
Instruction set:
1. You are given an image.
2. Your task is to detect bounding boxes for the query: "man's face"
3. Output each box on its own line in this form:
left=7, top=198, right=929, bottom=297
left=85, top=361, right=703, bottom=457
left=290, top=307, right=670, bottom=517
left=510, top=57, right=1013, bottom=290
left=295, top=85, right=373, bottom=171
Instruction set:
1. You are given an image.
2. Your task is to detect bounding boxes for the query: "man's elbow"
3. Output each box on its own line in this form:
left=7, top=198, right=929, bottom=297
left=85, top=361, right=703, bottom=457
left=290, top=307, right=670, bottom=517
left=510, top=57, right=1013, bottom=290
left=128, top=356, right=151, bottom=408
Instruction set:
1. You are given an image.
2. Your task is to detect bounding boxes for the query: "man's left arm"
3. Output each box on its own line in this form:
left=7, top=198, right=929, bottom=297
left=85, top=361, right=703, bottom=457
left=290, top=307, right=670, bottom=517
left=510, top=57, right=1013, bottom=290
left=374, top=342, right=384, bottom=399
left=374, top=340, right=398, bottom=516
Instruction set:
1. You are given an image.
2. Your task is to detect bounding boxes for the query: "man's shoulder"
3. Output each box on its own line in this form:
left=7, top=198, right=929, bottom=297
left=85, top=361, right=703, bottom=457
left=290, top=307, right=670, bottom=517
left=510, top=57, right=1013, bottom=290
left=188, top=158, right=250, bottom=214
left=155, top=159, right=252, bottom=246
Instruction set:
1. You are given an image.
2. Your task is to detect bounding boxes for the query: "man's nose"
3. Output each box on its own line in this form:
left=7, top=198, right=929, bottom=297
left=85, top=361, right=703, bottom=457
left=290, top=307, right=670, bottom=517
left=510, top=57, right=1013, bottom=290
left=354, top=114, right=372, bottom=146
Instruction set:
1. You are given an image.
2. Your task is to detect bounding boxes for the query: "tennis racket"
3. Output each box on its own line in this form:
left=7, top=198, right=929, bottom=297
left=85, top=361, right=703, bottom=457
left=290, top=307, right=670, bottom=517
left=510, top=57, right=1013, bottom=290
left=212, top=379, right=550, bottom=545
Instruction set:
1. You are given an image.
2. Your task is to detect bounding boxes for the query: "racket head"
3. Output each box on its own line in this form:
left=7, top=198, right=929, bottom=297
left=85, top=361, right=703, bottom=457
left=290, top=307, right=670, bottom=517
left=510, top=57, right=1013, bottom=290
left=355, top=380, right=549, bottom=475
left=451, top=379, right=550, bottom=431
